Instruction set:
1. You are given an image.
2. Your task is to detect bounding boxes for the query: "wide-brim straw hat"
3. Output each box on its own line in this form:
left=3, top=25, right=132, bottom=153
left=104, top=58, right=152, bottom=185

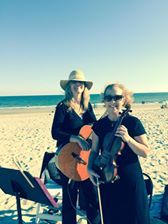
left=60, top=70, right=93, bottom=90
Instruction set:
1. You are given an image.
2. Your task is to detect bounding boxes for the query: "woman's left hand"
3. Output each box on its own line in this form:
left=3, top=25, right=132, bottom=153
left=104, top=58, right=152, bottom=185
left=115, top=125, right=131, bottom=143
left=70, top=135, right=90, bottom=150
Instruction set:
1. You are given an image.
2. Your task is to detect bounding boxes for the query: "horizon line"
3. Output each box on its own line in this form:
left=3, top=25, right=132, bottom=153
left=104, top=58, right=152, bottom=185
left=0, top=91, right=168, bottom=97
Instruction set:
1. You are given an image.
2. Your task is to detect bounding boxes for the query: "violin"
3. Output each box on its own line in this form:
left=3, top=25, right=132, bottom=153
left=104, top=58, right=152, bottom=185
left=93, top=106, right=131, bottom=183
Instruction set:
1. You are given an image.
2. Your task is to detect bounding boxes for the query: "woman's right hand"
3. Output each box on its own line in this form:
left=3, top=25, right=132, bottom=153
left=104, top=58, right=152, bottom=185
left=70, top=135, right=90, bottom=150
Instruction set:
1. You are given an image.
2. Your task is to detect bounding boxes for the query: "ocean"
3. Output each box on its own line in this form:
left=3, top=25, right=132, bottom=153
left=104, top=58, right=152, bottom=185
left=0, top=92, right=168, bottom=109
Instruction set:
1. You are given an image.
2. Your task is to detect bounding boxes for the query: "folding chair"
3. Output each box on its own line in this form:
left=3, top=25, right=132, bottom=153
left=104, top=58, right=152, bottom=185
left=143, top=172, right=153, bottom=208
left=36, top=152, right=62, bottom=223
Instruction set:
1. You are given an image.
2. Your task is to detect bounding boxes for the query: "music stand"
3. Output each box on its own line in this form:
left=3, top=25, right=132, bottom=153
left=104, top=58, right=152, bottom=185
left=0, top=167, right=58, bottom=224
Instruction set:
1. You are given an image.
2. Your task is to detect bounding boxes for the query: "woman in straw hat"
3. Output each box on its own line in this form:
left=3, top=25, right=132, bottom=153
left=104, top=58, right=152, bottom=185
left=51, top=70, right=100, bottom=224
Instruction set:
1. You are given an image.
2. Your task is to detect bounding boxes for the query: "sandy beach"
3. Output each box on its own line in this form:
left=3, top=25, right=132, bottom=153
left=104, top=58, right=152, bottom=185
left=0, top=103, right=167, bottom=223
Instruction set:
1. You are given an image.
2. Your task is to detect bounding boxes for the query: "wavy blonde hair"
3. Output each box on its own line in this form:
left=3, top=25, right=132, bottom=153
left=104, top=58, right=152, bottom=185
left=63, top=82, right=90, bottom=110
left=103, top=83, right=133, bottom=108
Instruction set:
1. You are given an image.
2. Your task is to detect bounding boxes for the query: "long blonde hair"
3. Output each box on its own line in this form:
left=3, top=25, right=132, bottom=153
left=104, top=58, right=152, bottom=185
left=64, top=82, right=90, bottom=111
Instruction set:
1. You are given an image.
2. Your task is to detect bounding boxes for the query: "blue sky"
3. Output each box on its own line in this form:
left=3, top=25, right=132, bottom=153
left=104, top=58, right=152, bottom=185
left=0, top=0, right=168, bottom=96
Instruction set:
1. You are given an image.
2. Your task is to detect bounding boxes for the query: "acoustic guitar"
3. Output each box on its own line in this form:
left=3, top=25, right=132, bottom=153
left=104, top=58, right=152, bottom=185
left=56, top=125, right=92, bottom=181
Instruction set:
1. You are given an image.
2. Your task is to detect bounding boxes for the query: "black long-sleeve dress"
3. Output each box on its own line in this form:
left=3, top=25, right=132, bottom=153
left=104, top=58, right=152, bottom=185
left=52, top=101, right=96, bottom=147
left=51, top=101, right=100, bottom=224
left=92, top=114, right=150, bottom=224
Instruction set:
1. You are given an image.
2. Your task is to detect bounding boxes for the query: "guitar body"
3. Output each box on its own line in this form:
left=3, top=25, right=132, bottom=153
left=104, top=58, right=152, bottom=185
left=56, top=125, right=92, bottom=181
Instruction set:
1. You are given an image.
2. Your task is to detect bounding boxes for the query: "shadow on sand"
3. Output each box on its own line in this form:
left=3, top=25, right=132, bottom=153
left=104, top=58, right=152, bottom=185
left=0, top=207, right=37, bottom=224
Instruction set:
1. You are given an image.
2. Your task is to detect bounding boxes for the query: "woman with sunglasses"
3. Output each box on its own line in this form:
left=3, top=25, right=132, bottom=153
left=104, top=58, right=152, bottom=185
left=51, top=70, right=100, bottom=224
left=88, top=83, right=151, bottom=224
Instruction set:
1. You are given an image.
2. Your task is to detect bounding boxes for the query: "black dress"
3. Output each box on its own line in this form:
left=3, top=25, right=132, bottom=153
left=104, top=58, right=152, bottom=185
left=92, top=114, right=150, bottom=224
left=51, top=101, right=101, bottom=224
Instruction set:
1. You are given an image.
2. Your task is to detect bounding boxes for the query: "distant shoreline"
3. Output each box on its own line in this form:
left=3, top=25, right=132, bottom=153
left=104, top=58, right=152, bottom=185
left=0, top=102, right=163, bottom=115
left=0, top=92, right=168, bottom=109
left=0, top=91, right=168, bottom=97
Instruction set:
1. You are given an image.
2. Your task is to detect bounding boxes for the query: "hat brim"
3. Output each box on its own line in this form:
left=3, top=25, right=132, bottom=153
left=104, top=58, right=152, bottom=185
left=60, top=80, right=93, bottom=90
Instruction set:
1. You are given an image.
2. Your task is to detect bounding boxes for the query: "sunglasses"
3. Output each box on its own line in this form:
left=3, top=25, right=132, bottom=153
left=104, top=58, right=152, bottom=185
left=104, top=95, right=123, bottom=102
